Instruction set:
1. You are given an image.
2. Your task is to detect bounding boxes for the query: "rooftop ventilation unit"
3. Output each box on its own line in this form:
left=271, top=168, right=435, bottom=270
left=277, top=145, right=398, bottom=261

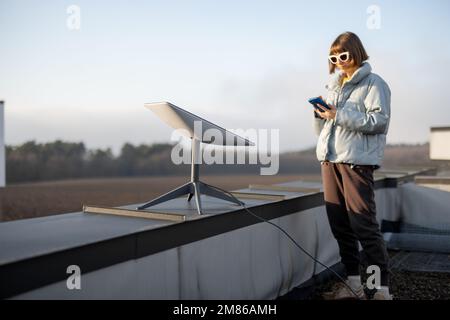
left=430, top=126, right=450, bottom=161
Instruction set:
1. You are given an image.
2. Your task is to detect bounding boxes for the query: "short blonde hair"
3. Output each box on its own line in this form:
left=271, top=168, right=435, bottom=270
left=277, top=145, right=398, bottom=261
left=329, top=32, right=369, bottom=74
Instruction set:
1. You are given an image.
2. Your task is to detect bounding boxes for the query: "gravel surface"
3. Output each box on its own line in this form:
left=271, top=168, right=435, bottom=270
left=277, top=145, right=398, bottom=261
left=280, top=250, right=450, bottom=300
left=388, top=270, right=450, bottom=300
left=308, top=250, right=450, bottom=300
left=308, top=270, right=450, bottom=300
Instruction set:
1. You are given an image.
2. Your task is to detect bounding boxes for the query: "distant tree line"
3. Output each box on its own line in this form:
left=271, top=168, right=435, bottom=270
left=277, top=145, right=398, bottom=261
left=5, top=140, right=188, bottom=183
left=7, top=140, right=430, bottom=184
left=5, top=140, right=324, bottom=184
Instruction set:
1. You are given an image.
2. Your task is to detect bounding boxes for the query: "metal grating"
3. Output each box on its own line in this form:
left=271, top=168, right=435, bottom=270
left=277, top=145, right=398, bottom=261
left=390, top=251, right=450, bottom=273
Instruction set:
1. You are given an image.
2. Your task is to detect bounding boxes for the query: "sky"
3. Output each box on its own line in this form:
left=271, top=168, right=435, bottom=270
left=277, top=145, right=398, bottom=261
left=1, top=0, right=450, bottom=155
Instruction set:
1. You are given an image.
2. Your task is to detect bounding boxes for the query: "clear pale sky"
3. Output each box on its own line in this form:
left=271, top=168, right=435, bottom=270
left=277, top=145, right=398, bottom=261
left=1, top=0, right=450, bottom=154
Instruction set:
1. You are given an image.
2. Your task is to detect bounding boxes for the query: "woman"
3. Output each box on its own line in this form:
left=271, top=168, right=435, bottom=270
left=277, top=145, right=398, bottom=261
left=313, top=31, right=392, bottom=300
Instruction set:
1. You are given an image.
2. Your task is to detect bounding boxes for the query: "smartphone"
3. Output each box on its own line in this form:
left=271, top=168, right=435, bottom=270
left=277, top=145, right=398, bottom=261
left=308, top=96, right=330, bottom=110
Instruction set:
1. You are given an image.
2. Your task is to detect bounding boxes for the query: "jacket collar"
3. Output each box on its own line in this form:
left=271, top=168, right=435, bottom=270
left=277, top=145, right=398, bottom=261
left=343, top=61, right=372, bottom=85
left=326, top=61, right=372, bottom=91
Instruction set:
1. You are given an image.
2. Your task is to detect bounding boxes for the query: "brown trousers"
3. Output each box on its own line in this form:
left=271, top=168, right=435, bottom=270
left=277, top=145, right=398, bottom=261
left=321, top=161, right=389, bottom=285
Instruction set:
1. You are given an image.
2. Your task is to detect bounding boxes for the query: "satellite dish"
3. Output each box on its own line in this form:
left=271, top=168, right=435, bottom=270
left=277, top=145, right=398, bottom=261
left=145, top=102, right=254, bottom=146
left=138, top=102, right=255, bottom=215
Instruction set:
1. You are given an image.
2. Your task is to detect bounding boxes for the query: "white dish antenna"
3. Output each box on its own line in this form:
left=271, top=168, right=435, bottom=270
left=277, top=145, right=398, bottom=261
left=138, top=102, right=254, bottom=215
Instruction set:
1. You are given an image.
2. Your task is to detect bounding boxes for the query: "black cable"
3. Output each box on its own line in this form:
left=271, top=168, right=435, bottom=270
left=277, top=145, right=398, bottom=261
left=209, top=184, right=361, bottom=299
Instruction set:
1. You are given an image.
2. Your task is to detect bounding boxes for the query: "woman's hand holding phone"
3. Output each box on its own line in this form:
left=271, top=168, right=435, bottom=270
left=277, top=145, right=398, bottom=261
left=309, top=96, right=337, bottom=120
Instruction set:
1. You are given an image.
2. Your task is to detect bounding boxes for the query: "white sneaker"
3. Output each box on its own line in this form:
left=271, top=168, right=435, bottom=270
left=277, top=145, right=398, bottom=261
left=372, top=288, right=393, bottom=300
left=323, top=281, right=366, bottom=300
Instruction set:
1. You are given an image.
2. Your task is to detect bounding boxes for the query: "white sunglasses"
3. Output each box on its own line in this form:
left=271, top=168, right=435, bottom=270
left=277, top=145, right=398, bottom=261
left=328, top=51, right=350, bottom=64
